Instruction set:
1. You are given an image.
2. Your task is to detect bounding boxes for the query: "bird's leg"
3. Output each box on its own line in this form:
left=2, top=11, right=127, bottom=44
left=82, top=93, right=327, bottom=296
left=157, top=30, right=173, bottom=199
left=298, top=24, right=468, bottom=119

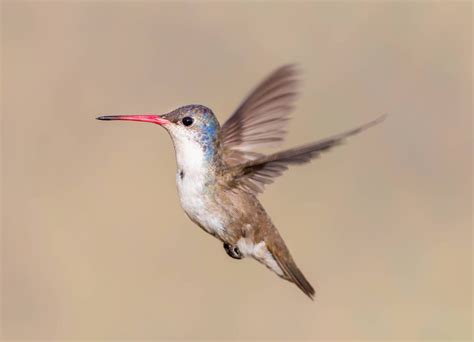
left=223, top=243, right=242, bottom=259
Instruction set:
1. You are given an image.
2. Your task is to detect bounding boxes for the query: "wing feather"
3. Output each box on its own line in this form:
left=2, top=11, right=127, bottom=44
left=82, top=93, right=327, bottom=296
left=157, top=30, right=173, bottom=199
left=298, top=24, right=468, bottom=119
left=226, top=115, right=386, bottom=195
left=221, top=65, right=300, bottom=165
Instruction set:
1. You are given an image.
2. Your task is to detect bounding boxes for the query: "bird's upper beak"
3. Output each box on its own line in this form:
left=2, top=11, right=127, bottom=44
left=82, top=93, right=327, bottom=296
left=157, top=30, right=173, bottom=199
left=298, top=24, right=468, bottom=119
left=96, top=114, right=170, bottom=125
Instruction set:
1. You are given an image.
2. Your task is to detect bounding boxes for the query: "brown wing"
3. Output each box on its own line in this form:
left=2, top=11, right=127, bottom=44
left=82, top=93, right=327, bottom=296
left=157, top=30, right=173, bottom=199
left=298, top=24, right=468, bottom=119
left=226, top=115, right=386, bottom=194
left=220, top=65, right=300, bottom=165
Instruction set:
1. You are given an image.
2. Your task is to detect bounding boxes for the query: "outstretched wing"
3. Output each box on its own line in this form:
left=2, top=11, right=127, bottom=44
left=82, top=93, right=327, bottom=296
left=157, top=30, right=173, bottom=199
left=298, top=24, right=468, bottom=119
left=221, top=65, right=300, bottom=165
left=226, top=115, right=386, bottom=194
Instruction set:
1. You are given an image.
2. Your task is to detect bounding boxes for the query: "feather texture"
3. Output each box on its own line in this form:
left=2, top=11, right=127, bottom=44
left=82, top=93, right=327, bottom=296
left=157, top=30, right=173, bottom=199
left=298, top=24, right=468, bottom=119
left=221, top=65, right=300, bottom=165
left=226, top=115, right=386, bottom=194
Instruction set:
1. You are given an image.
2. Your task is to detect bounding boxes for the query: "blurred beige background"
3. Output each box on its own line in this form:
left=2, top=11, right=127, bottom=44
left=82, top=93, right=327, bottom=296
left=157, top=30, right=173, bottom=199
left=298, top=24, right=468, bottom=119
left=1, top=1, right=471, bottom=340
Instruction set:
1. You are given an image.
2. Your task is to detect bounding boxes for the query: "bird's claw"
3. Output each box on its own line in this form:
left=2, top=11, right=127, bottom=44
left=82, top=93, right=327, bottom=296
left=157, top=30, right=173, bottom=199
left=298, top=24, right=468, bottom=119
left=223, top=243, right=242, bottom=259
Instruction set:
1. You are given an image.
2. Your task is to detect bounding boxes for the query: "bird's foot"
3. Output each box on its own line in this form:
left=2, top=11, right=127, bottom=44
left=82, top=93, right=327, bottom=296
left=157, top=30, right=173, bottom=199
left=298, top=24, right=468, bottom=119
left=223, top=243, right=242, bottom=259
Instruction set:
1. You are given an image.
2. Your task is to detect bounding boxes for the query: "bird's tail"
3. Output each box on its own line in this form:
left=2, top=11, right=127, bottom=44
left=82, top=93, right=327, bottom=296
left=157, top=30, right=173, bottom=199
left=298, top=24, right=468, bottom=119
left=273, top=251, right=315, bottom=300
left=265, top=233, right=315, bottom=300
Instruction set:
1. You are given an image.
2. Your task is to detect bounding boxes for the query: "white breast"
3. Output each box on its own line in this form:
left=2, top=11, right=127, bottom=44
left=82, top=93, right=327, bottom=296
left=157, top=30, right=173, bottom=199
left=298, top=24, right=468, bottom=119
left=173, top=136, right=225, bottom=237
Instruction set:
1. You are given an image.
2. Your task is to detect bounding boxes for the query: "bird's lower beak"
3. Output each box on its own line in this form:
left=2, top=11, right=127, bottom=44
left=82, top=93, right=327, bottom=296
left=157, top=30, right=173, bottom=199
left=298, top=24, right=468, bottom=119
left=96, top=114, right=170, bottom=125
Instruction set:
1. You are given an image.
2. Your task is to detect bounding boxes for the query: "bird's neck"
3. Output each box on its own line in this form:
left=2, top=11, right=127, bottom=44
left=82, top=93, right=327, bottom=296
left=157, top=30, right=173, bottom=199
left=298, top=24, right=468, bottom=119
left=172, top=137, right=221, bottom=180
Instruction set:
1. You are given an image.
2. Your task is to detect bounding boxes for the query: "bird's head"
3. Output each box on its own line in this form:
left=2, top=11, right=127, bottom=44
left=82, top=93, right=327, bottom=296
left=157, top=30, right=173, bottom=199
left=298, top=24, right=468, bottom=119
left=97, top=105, right=221, bottom=165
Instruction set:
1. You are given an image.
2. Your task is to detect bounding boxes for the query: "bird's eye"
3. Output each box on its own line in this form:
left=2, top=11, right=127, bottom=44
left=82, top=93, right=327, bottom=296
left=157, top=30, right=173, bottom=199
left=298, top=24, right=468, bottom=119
left=182, top=117, right=194, bottom=127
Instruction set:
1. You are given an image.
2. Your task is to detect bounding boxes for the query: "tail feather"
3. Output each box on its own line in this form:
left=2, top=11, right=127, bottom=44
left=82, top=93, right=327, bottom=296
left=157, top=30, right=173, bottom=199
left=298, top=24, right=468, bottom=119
left=264, top=234, right=315, bottom=300
left=274, top=253, right=315, bottom=300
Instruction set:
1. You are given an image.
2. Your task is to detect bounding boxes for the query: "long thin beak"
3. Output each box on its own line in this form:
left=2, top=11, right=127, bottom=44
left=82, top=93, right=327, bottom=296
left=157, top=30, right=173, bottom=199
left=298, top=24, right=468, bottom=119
left=96, top=113, right=170, bottom=125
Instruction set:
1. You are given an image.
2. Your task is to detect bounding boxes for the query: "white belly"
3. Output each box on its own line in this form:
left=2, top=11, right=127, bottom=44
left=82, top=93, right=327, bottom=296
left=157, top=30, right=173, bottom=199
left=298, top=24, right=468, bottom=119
left=176, top=170, right=225, bottom=238
left=171, top=134, right=225, bottom=238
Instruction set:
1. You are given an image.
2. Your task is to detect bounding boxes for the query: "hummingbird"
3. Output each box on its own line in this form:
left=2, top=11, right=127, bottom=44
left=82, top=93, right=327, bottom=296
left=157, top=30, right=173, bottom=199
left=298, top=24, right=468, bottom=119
left=97, top=65, right=384, bottom=299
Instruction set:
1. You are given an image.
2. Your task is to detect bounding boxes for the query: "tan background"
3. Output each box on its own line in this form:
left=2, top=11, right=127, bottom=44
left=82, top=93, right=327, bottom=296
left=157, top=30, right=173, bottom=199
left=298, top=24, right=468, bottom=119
left=1, top=1, right=471, bottom=340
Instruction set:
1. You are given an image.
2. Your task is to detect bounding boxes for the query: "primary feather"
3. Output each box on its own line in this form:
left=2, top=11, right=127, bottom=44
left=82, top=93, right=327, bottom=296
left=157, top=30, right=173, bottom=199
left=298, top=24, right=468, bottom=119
left=225, top=115, right=386, bottom=194
left=221, top=65, right=300, bottom=165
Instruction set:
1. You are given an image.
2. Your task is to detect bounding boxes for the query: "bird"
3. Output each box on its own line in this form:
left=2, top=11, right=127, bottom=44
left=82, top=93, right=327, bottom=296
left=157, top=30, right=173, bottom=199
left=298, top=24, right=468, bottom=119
left=97, top=65, right=385, bottom=299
